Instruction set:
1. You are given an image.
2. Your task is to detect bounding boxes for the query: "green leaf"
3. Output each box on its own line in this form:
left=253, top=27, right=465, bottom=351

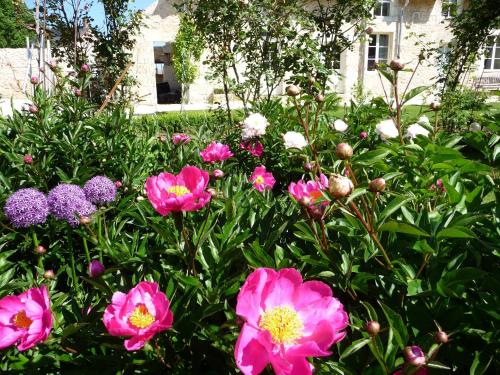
left=355, top=149, right=390, bottom=166
left=436, top=267, right=486, bottom=297
left=436, top=226, right=476, bottom=240
left=340, top=338, right=371, bottom=360
left=402, top=86, right=429, bottom=105
left=378, top=196, right=412, bottom=224
left=470, top=351, right=493, bottom=375
left=379, top=221, right=430, bottom=237
left=379, top=302, right=408, bottom=349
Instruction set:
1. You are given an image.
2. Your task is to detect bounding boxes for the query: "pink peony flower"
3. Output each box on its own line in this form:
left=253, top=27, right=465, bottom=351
left=393, top=368, right=428, bottom=375
left=240, top=141, right=264, bottom=157
left=0, top=285, right=52, bottom=351
left=249, top=166, right=275, bottom=192
left=172, top=133, right=191, bottom=145
left=288, top=174, right=329, bottom=206
left=145, top=166, right=211, bottom=216
left=200, top=142, right=234, bottom=163
left=103, top=281, right=173, bottom=351
left=235, top=268, right=348, bottom=375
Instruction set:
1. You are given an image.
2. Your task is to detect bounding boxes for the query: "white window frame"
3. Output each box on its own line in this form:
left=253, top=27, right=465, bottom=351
left=366, top=34, right=390, bottom=72
left=442, top=0, right=458, bottom=19
left=373, top=0, right=391, bottom=17
left=483, top=35, right=500, bottom=71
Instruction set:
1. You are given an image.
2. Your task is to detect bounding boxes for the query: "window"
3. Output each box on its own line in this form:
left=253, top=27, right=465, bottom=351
left=367, top=34, right=389, bottom=71
left=374, top=0, right=391, bottom=17
left=442, top=0, right=458, bottom=18
left=484, top=36, right=500, bottom=70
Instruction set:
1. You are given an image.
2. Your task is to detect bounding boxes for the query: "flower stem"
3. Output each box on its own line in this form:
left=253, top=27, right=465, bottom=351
left=83, top=238, right=91, bottom=264
left=173, top=212, right=198, bottom=276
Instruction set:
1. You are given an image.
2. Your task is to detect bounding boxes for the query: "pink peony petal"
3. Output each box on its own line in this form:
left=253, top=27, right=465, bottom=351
left=262, top=268, right=303, bottom=310
left=235, top=324, right=270, bottom=375
left=236, top=268, right=276, bottom=325
left=0, top=326, right=24, bottom=350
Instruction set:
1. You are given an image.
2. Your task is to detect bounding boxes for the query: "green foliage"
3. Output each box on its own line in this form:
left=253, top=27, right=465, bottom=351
left=172, top=16, right=204, bottom=85
left=0, top=0, right=35, bottom=48
left=441, top=86, right=488, bottom=131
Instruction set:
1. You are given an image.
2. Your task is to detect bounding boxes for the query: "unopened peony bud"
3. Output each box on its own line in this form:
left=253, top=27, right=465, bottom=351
left=81, top=64, right=90, bottom=73
left=307, top=76, right=316, bottom=85
left=158, top=134, right=167, bottom=142
left=328, top=174, right=354, bottom=199
left=207, top=188, right=217, bottom=198
left=307, top=205, right=325, bottom=221
left=35, top=245, right=46, bottom=254
left=369, top=178, right=386, bottom=193
left=30, top=76, right=39, bottom=85
left=365, top=320, right=380, bottom=336
left=136, top=196, right=145, bottom=202
left=315, top=93, right=325, bottom=103
left=212, top=169, right=224, bottom=179
left=43, top=269, right=56, bottom=280
left=336, top=143, right=353, bottom=160
left=286, top=85, right=301, bottom=97
left=303, top=162, right=314, bottom=172
left=365, top=26, right=374, bottom=35
left=389, top=59, right=405, bottom=71
left=430, top=101, right=441, bottom=111
left=79, top=216, right=91, bottom=225
left=360, top=131, right=368, bottom=140
left=74, top=88, right=82, bottom=97
left=28, top=104, right=38, bottom=114
left=48, top=60, right=58, bottom=70
left=404, top=346, right=426, bottom=367
left=88, top=260, right=105, bottom=278
left=114, top=180, right=122, bottom=189
left=23, top=154, right=33, bottom=164
left=435, top=330, right=449, bottom=344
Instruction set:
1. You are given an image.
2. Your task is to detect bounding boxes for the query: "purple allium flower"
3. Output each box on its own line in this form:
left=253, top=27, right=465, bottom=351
left=47, top=183, right=96, bottom=227
left=83, top=176, right=117, bottom=204
left=4, top=188, right=49, bottom=228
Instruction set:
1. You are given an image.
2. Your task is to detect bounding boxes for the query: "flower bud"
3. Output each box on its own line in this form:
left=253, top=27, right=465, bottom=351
left=136, top=196, right=145, bottom=202
left=88, top=260, right=105, bottom=278
left=81, top=64, right=90, bottom=73
left=360, top=131, right=368, bottom=139
left=207, top=188, right=218, bottom=198
left=43, top=269, right=56, bottom=280
left=158, top=134, right=167, bottom=142
left=28, top=104, right=38, bottom=114
left=114, top=180, right=122, bottom=189
left=299, top=197, right=312, bottom=206
left=303, top=162, right=314, bottom=173
left=365, top=26, right=374, bottom=35
left=212, top=169, right=224, bottom=179
left=336, top=143, right=353, bottom=160
left=365, top=320, right=380, bottom=336
left=389, top=59, right=405, bottom=71
left=286, top=85, right=301, bottom=97
left=369, top=178, right=386, bottom=193
left=79, top=216, right=91, bottom=225
left=430, top=101, right=441, bottom=111
left=314, top=93, right=325, bottom=103
left=436, top=179, right=443, bottom=188
left=74, top=88, right=82, bottom=97
left=30, top=76, right=39, bottom=85
left=307, top=205, right=325, bottom=221
left=435, top=330, right=448, bottom=344
left=307, top=76, right=316, bottom=85
left=35, top=245, right=46, bottom=254
left=23, top=154, right=33, bottom=164
left=48, top=60, right=58, bottom=70
left=404, top=345, right=426, bottom=367
left=328, top=174, right=354, bottom=199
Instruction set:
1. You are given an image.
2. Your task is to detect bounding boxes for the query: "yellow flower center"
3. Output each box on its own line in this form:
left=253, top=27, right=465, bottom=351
left=310, top=190, right=323, bottom=202
left=129, top=304, right=155, bottom=329
left=259, top=305, right=303, bottom=344
left=167, top=185, right=191, bottom=197
left=12, top=310, right=32, bottom=329
left=254, top=175, right=265, bottom=185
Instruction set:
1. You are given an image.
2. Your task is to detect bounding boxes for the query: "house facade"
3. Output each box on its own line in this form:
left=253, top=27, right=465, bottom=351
left=131, top=0, right=499, bottom=111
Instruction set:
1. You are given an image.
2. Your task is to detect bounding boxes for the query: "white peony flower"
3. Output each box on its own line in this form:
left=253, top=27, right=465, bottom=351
left=333, top=119, right=348, bottom=132
left=375, top=119, right=399, bottom=140
left=417, top=115, right=430, bottom=127
left=242, top=113, right=269, bottom=140
left=406, top=124, right=430, bottom=139
left=469, top=122, right=482, bottom=132
left=283, top=131, right=307, bottom=149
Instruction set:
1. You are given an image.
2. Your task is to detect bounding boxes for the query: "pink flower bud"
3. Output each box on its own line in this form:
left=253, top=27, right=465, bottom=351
left=114, top=180, right=122, bottom=189
left=303, top=162, right=314, bottom=172
left=286, top=85, right=301, bottom=97
left=366, top=26, right=374, bottom=35
left=28, top=104, right=38, bottom=114
left=43, top=269, right=56, bottom=280
left=74, top=88, right=82, bottom=97
left=30, top=76, right=39, bottom=85
left=207, top=188, right=217, bottom=198
left=23, top=154, right=33, bottom=164
left=212, top=169, right=224, bottom=179
left=435, top=330, right=449, bottom=344
left=88, top=260, right=105, bottom=278
left=404, top=346, right=426, bottom=367
left=360, top=131, right=368, bottom=139
left=336, top=143, right=353, bottom=160
left=79, top=216, right=91, bottom=225
left=81, top=64, right=90, bottom=73
left=314, top=93, right=325, bottom=103
left=436, top=179, right=443, bottom=188
left=35, top=245, right=46, bottom=254
left=430, top=101, right=441, bottom=111
left=328, top=174, right=354, bottom=199
left=365, top=320, right=380, bottom=336
left=307, top=204, right=325, bottom=221
left=369, top=178, right=386, bottom=193
left=158, top=134, right=167, bottom=142
left=390, top=59, right=405, bottom=71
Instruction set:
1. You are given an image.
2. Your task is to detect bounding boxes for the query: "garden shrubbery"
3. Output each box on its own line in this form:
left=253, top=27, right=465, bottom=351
left=0, top=65, right=498, bottom=374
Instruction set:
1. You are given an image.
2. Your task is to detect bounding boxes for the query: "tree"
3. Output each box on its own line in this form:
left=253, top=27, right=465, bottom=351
left=0, top=0, right=35, bottom=48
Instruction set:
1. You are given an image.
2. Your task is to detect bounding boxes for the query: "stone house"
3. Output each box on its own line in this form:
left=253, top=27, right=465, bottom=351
left=131, top=0, right=500, bottom=111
